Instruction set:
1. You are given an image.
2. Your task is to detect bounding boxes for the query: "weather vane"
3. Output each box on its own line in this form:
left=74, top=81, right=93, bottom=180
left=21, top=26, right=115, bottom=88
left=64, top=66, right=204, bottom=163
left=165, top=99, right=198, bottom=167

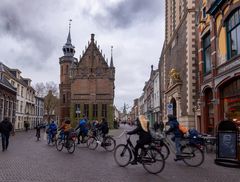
left=69, top=19, right=72, bottom=31
left=111, top=45, right=113, bottom=56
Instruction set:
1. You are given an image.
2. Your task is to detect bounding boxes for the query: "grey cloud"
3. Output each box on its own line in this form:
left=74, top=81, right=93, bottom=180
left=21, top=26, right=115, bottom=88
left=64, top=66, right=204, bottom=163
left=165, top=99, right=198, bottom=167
left=0, top=0, right=58, bottom=71
left=85, top=0, right=164, bottom=29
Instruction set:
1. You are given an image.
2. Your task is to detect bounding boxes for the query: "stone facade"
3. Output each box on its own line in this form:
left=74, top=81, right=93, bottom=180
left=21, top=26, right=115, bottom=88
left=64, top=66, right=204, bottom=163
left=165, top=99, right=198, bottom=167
left=59, top=32, right=115, bottom=127
left=160, top=0, right=198, bottom=128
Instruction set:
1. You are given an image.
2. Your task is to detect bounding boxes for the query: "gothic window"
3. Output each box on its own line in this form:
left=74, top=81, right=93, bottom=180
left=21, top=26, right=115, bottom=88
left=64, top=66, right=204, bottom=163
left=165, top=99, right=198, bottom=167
left=102, top=104, right=107, bottom=118
left=84, top=104, right=89, bottom=118
left=75, top=104, right=80, bottom=118
left=61, top=65, right=63, bottom=75
left=63, top=94, right=66, bottom=104
left=227, top=9, right=240, bottom=59
left=203, top=33, right=211, bottom=73
left=93, top=104, right=98, bottom=118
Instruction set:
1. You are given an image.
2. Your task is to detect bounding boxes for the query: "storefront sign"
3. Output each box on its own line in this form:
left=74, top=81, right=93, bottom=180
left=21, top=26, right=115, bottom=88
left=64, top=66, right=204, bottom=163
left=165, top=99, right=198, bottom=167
left=218, top=132, right=237, bottom=159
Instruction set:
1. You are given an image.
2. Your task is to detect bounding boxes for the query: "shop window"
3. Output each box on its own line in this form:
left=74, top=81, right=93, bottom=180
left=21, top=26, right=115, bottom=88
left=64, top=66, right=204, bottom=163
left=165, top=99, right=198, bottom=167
left=203, top=33, right=211, bottom=73
left=204, top=88, right=214, bottom=134
left=227, top=9, right=240, bottom=59
left=221, top=78, right=240, bottom=123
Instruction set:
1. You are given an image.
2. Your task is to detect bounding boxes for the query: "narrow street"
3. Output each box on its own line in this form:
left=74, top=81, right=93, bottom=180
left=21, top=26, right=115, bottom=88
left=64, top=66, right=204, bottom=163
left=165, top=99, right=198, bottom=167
left=0, top=125, right=239, bottom=182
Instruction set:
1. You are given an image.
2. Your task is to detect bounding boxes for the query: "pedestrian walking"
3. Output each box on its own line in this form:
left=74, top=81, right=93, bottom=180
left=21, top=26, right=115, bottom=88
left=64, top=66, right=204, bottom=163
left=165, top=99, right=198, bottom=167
left=0, top=117, right=13, bottom=152
left=35, top=124, right=41, bottom=141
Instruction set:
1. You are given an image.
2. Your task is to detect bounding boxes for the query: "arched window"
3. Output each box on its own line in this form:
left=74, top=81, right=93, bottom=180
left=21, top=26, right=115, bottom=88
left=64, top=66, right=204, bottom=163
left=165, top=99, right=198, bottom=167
left=227, top=9, right=240, bottom=59
left=170, top=97, right=177, bottom=117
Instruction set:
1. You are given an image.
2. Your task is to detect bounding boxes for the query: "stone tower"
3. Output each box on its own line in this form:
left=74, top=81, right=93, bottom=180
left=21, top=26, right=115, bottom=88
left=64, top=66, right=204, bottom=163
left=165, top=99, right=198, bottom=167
left=59, top=21, right=77, bottom=122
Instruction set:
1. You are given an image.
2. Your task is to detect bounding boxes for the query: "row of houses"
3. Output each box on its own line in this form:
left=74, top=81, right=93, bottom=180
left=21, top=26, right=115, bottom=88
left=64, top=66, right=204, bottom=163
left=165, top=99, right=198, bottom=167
left=130, top=0, right=240, bottom=135
left=0, top=62, right=44, bottom=130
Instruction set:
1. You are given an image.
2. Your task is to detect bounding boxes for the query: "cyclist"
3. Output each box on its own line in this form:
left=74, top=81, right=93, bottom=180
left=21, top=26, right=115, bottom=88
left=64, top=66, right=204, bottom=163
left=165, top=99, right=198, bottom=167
left=165, top=114, right=182, bottom=160
left=48, top=120, right=57, bottom=142
left=75, top=115, right=88, bottom=144
left=58, top=119, right=72, bottom=147
left=98, top=118, right=109, bottom=146
left=127, top=115, right=152, bottom=165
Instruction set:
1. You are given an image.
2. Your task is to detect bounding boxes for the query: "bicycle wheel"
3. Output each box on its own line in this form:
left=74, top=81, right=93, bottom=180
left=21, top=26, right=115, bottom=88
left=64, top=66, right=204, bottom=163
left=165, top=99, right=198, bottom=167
left=87, top=137, right=98, bottom=150
left=142, top=148, right=165, bottom=174
left=181, top=144, right=204, bottom=167
left=67, top=140, right=75, bottom=154
left=104, top=136, right=116, bottom=152
left=155, top=141, right=170, bottom=160
left=56, top=138, right=64, bottom=151
left=114, top=144, right=132, bottom=167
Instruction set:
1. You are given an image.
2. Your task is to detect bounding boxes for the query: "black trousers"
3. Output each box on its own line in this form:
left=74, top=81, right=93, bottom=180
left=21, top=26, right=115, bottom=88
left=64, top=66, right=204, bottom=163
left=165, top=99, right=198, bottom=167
left=133, top=139, right=151, bottom=161
left=1, top=133, right=10, bottom=151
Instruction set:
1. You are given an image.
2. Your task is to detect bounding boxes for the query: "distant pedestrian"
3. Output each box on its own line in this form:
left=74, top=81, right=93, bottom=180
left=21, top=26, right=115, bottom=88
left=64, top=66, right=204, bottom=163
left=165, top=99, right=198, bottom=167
left=24, top=121, right=29, bottom=132
left=35, top=124, right=41, bottom=141
left=153, top=121, right=160, bottom=132
left=0, top=117, right=13, bottom=152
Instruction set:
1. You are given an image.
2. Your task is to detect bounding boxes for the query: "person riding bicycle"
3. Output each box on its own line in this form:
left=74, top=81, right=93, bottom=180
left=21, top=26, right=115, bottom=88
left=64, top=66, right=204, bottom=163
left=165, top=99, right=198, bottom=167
left=98, top=118, right=109, bottom=146
left=48, top=120, right=57, bottom=142
left=75, top=115, right=88, bottom=144
left=165, top=114, right=182, bottom=160
left=59, top=119, right=72, bottom=147
left=127, top=115, right=152, bottom=165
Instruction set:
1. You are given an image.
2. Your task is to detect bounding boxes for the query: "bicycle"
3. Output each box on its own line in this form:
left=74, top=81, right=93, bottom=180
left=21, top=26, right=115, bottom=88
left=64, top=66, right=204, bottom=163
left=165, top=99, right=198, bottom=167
left=153, top=132, right=204, bottom=167
left=56, top=130, right=77, bottom=154
left=114, top=131, right=165, bottom=174
left=87, top=129, right=116, bottom=152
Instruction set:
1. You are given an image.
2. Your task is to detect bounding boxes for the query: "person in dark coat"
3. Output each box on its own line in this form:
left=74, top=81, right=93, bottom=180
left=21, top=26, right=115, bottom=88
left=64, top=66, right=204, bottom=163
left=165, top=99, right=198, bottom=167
left=127, top=115, right=152, bottom=165
left=0, top=117, right=13, bottom=151
left=98, top=118, right=109, bottom=146
left=165, top=115, right=182, bottom=159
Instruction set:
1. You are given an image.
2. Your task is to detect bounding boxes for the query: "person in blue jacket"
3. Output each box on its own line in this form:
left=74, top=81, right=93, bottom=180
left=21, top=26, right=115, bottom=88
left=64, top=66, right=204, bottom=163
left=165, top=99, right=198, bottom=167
left=75, top=115, right=88, bottom=144
left=165, top=114, right=182, bottom=160
left=48, top=120, right=57, bottom=142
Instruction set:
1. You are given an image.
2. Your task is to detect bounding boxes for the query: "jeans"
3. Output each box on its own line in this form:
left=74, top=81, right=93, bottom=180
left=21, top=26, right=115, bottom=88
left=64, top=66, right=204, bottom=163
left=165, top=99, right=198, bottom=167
left=175, top=137, right=181, bottom=155
left=1, top=133, right=10, bottom=151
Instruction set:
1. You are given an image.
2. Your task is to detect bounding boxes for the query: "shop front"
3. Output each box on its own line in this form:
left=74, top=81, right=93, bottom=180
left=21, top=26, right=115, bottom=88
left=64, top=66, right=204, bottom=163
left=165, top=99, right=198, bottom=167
left=220, top=77, right=240, bottom=127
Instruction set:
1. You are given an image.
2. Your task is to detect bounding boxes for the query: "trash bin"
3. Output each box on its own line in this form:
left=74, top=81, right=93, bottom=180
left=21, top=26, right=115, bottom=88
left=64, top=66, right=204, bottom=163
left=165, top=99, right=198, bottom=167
left=215, top=120, right=240, bottom=168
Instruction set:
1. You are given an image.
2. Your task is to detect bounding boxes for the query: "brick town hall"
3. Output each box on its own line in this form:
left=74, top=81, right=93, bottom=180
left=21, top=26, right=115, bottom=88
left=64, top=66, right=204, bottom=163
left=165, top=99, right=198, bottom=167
left=59, top=25, right=115, bottom=127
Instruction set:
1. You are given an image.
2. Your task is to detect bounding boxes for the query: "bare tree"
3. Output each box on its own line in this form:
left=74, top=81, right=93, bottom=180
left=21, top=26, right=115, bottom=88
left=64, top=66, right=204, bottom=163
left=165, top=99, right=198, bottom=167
left=44, top=90, right=59, bottom=123
left=34, top=82, right=59, bottom=97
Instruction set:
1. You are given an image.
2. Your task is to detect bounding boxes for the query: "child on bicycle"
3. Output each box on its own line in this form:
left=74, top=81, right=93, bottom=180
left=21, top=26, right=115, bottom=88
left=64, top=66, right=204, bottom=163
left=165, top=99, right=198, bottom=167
left=75, top=115, right=88, bottom=144
left=165, top=114, right=182, bottom=160
left=58, top=119, right=72, bottom=147
left=127, top=115, right=152, bottom=165
left=48, top=120, right=57, bottom=142
left=98, top=118, right=109, bottom=146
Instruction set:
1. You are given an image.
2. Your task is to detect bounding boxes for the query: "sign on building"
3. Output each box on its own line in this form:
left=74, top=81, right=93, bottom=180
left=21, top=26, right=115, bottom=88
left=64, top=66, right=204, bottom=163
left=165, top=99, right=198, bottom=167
left=167, top=103, right=173, bottom=115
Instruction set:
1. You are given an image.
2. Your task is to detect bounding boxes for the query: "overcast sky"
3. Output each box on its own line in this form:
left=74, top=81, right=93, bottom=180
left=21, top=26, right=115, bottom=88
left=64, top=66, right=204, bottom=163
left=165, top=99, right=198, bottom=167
left=0, top=0, right=165, bottom=110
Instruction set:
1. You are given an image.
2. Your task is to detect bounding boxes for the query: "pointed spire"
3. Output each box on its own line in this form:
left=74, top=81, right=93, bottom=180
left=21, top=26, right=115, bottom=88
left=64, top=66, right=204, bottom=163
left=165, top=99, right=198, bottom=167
left=62, top=19, right=75, bottom=57
left=66, top=19, right=72, bottom=45
left=110, top=46, right=114, bottom=67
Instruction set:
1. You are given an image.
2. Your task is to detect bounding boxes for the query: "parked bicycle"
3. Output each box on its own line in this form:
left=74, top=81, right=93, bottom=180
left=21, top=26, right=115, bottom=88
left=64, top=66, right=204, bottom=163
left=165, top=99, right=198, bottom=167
left=56, top=131, right=77, bottom=154
left=153, top=132, right=204, bottom=167
left=114, top=131, right=165, bottom=174
left=87, top=128, right=116, bottom=152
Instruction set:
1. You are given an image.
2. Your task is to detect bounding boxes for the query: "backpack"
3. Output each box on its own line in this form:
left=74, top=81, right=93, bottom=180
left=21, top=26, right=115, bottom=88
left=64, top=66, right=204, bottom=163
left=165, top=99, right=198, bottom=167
left=188, top=128, right=199, bottom=138
left=179, top=124, right=188, bottom=134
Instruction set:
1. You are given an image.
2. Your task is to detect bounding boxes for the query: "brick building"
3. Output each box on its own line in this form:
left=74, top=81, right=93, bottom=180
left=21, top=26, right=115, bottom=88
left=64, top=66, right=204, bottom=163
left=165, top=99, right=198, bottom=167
left=197, top=0, right=240, bottom=134
left=59, top=28, right=115, bottom=127
left=159, top=0, right=199, bottom=128
left=0, top=63, right=17, bottom=124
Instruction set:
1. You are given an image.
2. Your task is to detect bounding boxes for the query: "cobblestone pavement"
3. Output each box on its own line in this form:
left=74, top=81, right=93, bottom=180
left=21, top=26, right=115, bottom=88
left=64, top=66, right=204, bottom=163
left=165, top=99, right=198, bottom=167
left=0, top=125, right=239, bottom=182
